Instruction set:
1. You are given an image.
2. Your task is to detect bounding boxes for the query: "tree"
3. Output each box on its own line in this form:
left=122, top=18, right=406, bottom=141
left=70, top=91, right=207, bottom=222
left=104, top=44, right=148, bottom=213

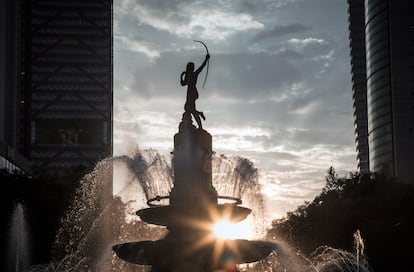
left=267, top=168, right=414, bottom=272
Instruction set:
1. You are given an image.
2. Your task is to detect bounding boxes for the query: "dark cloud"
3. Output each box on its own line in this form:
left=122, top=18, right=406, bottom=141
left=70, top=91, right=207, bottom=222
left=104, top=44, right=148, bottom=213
left=204, top=44, right=352, bottom=126
left=137, top=0, right=194, bottom=11
left=234, top=0, right=296, bottom=14
left=129, top=53, right=183, bottom=99
left=115, top=0, right=192, bottom=34
left=208, top=52, right=302, bottom=99
left=252, top=24, right=312, bottom=42
left=272, top=49, right=304, bottom=59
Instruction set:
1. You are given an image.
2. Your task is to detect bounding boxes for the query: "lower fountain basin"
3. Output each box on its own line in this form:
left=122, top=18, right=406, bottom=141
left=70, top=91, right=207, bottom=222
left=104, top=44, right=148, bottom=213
left=112, top=239, right=278, bottom=267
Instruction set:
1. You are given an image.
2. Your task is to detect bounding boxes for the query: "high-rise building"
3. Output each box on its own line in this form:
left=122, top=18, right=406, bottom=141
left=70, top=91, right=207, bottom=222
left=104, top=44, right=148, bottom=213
left=348, top=0, right=414, bottom=182
left=348, top=0, right=370, bottom=175
left=0, top=0, right=113, bottom=175
left=0, top=0, right=31, bottom=173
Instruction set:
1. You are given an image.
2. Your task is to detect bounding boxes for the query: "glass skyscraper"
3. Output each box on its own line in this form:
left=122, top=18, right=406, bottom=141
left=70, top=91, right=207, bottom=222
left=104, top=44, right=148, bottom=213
left=348, top=0, right=414, bottom=182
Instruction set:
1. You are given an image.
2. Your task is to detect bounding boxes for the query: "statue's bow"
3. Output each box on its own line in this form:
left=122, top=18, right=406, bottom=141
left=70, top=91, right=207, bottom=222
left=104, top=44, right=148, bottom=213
left=193, top=40, right=209, bottom=89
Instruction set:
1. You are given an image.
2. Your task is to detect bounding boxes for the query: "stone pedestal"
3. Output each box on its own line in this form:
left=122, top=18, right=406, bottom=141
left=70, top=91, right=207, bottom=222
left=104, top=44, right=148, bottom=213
left=171, top=114, right=217, bottom=206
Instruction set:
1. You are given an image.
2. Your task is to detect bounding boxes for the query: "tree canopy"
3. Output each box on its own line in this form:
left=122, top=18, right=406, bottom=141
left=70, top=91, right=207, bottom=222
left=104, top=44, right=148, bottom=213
left=267, top=168, right=414, bottom=272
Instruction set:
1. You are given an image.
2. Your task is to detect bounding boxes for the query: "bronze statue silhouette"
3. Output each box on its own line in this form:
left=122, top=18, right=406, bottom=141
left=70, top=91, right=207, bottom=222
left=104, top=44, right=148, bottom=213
left=180, top=53, right=210, bottom=129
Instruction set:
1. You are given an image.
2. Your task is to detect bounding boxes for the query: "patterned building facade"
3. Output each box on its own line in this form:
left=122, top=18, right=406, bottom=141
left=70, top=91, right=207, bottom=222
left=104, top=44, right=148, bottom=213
left=1, top=0, right=113, bottom=175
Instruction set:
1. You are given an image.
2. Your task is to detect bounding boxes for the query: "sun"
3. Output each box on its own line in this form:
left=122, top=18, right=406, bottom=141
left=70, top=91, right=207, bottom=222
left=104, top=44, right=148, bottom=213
left=213, top=219, right=252, bottom=240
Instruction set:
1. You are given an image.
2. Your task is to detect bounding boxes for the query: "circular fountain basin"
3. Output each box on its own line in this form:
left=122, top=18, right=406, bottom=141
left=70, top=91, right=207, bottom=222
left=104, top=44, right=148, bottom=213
left=137, top=204, right=251, bottom=226
left=113, top=239, right=278, bottom=267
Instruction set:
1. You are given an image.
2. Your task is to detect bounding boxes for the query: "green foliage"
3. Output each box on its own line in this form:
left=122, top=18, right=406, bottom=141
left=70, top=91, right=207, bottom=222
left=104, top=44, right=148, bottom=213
left=267, top=168, right=414, bottom=272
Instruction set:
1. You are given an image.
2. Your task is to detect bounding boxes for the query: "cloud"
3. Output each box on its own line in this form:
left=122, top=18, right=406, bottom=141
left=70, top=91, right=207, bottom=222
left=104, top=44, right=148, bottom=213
left=115, top=0, right=263, bottom=41
left=207, top=52, right=302, bottom=99
left=252, top=24, right=312, bottom=42
left=288, top=37, right=326, bottom=48
left=234, top=0, right=302, bottom=15
left=115, top=34, right=161, bottom=59
left=188, top=9, right=264, bottom=40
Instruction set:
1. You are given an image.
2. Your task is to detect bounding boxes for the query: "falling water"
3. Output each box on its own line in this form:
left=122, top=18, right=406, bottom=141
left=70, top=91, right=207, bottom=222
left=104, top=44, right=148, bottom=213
left=8, top=202, right=30, bottom=272
left=251, top=240, right=372, bottom=272
left=28, top=148, right=371, bottom=271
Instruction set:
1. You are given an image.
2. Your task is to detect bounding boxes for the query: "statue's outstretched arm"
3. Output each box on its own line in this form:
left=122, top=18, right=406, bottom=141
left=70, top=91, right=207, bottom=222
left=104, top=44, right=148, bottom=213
left=195, top=54, right=210, bottom=75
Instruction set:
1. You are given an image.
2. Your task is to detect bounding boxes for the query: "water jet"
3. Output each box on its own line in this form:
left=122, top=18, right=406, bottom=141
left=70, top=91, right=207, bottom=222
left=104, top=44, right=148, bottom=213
left=8, top=202, right=30, bottom=272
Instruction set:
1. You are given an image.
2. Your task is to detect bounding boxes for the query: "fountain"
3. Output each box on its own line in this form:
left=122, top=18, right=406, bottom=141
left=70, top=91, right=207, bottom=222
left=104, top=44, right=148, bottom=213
left=8, top=202, right=30, bottom=272
left=112, top=112, right=277, bottom=271
left=24, top=148, right=371, bottom=272
left=112, top=49, right=277, bottom=271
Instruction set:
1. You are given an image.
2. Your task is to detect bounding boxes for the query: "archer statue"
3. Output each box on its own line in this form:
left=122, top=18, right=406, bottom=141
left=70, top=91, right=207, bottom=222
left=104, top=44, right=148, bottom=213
left=180, top=40, right=210, bottom=129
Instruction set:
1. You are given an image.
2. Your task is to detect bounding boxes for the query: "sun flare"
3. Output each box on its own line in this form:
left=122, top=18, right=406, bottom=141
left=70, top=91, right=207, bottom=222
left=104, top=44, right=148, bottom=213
left=213, top=220, right=252, bottom=240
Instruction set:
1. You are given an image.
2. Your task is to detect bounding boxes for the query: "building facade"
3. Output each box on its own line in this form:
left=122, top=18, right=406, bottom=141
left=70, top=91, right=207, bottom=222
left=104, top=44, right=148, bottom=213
left=0, top=0, right=31, bottom=173
left=348, top=0, right=370, bottom=175
left=1, top=0, right=113, bottom=175
left=348, top=0, right=414, bottom=182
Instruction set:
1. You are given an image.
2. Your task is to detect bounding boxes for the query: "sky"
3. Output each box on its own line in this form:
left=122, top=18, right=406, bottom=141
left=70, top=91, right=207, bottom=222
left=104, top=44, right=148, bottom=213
left=113, top=0, right=356, bottom=219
